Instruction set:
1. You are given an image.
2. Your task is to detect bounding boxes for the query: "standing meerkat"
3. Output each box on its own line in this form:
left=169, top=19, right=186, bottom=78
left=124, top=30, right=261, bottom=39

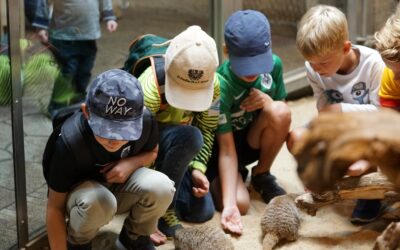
left=261, top=194, right=301, bottom=250
left=174, top=224, right=234, bottom=250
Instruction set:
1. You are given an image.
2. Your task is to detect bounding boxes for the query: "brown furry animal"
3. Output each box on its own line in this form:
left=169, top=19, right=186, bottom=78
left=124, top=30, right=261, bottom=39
left=174, top=224, right=234, bottom=250
left=261, top=194, right=300, bottom=250
left=292, top=109, right=400, bottom=193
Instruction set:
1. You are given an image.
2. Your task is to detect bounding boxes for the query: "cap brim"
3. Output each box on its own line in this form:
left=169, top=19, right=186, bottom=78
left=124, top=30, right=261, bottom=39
left=229, top=48, right=273, bottom=77
left=88, top=112, right=143, bottom=141
left=165, top=74, right=214, bottom=112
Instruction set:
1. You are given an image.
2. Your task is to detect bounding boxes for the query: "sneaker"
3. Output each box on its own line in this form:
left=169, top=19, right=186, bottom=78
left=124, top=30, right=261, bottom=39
left=251, top=172, right=286, bottom=203
left=116, top=227, right=155, bottom=250
left=67, top=241, right=92, bottom=250
left=158, top=209, right=183, bottom=238
left=351, top=199, right=382, bottom=224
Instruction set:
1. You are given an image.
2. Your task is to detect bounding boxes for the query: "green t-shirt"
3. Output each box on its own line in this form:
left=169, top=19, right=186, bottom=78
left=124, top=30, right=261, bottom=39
left=217, top=54, right=287, bottom=133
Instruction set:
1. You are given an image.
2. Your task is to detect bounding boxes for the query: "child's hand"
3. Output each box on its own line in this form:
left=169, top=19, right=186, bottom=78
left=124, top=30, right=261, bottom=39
left=240, top=88, right=272, bottom=112
left=101, top=159, right=131, bottom=183
left=221, top=206, right=243, bottom=235
left=107, top=20, right=118, bottom=32
left=191, top=169, right=209, bottom=198
left=346, top=160, right=371, bottom=176
left=34, top=29, right=48, bottom=43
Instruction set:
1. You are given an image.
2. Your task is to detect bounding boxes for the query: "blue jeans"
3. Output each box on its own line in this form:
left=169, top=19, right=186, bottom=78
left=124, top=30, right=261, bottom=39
left=176, top=171, right=215, bottom=222
left=50, top=38, right=97, bottom=94
left=154, top=125, right=203, bottom=210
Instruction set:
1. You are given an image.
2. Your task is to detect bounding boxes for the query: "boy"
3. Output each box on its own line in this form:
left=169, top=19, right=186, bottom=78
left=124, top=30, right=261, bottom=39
left=43, top=69, right=174, bottom=250
left=289, top=5, right=385, bottom=224
left=206, top=10, right=291, bottom=235
left=137, top=26, right=220, bottom=241
left=33, top=0, right=118, bottom=98
left=375, top=5, right=400, bottom=110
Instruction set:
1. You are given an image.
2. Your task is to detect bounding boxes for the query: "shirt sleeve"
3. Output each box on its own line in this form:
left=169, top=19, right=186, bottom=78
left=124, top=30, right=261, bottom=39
left=270, top=55, right=287, bottom=100
left=216, top=75, right=233, bottom=134
left=305, top=62, right=329, bottom=111
left=189, top=76, right=220, bottom=173
left=379, top=67, right=400, bottom=109
left=100, top=0, right=117, bottom=21
left=47, top=136, right=79, bottom=193
left=139, top=67, right=162, bottom=115
left=141, top=112, right=159, bottom=151
left=31, top=0, right=50, bottom=29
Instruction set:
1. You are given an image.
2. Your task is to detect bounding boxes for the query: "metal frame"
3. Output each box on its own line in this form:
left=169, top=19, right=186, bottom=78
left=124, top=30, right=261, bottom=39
left=209, top=0, right=242, bottom=64
left=7, top=0, right=29, bottom=248
left=347, top=0, right=371, bottom=43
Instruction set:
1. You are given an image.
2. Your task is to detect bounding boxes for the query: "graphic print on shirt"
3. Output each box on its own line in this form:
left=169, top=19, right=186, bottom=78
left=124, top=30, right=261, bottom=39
left=351, top=82, right=369, bottom=104
left=234, top=90, right=247, bottom=100
left=231, top=110, right=253, bottom=131
left=325, top=89, right=344, bottom=103
left=261, top=73, right=273, bottom=90
left=120, top=145, right=131, bottom=158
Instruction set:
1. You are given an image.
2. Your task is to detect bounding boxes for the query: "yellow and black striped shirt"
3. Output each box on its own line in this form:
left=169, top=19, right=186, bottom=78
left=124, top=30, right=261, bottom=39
left=138, top=67, right=221, bottom=173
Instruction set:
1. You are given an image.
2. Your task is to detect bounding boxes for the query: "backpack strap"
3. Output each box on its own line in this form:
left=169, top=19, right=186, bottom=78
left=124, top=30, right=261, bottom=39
left=150, top=56, right=168, bottom=111
left=130, top=108, right=154, bottom=154
left=61, top=112, right=92, bottom=167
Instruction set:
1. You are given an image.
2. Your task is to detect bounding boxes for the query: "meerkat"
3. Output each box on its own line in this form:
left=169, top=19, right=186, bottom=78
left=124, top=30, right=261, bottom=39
left=174, top=224, right=234, bottom=250
left=261, top=194, right=301, bottom=250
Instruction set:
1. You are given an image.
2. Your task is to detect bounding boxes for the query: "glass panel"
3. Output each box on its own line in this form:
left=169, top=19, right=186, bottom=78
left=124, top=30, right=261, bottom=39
left=23, top=0, right=54, bottom=243
left=0, top=0, right=17, bottom=248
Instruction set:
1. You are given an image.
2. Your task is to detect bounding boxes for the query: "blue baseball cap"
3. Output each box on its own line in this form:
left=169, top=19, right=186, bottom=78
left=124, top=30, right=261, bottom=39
left=224, top=10, right=273, bottom=77
left=86, top=69, right=144, bottom=141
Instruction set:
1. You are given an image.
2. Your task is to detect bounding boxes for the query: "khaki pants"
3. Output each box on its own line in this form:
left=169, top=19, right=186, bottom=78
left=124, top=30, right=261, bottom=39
left=66, top=167, right=175, bottom=245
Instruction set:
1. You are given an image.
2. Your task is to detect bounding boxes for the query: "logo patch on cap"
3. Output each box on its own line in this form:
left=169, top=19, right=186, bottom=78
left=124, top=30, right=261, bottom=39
left=188, top=69, right=204, bottom=81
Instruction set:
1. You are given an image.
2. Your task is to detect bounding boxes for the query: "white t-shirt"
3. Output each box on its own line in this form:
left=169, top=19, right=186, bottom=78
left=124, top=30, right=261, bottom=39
left=305, top=45, right=385, bottom=112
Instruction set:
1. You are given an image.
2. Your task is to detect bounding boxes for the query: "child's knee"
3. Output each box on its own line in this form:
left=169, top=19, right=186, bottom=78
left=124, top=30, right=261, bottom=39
left=271, top=101, right=291, bottom=126
left=286, top=127, right=308, bottom=153
left=260, top=101, right=291, bottom=128
left=71, top=190, right=117, bottom=224
left=142, top=172, right=175, bottom=206
left=237, top=197, right=250, bottom=215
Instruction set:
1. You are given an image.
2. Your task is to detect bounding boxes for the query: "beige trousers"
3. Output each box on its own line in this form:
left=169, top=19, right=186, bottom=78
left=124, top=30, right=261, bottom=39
left=66, top=167, right=175, bottom=245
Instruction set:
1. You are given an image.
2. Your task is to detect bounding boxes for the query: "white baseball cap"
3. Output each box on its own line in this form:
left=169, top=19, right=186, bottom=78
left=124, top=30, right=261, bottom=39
left=165, top=25, right=219, bottom=112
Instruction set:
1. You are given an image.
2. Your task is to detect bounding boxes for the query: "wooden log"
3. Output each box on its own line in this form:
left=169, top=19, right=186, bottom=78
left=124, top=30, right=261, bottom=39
left=295, top=172, right=399, bottom=216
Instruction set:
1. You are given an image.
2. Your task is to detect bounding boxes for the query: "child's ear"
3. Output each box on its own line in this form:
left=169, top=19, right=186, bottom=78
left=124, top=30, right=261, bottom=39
left=81, top=103, right=89, bottom=119
left=223, top=44, right=229, bottom=55
left=223, top=44, right=229, bottom=60
left=343, top=41, right=352, bottom=54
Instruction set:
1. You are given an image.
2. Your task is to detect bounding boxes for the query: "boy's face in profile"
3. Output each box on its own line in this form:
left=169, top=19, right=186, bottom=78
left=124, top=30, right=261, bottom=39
left=238, top=75, right=259, bottom=83
left=94, top=135, right=128, bottom=152
left=382, top=58, right=400, bottom=81
left=81, top=103, right=129, bottom=152
left=306, top=48, right=347, bottom=77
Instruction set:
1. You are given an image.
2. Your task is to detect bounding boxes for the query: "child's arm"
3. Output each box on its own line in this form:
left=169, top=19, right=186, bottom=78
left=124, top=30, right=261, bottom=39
left=191, top=169, right=210, bottom=197
left=100, top=0, right=117, bottom=32
left=217, top=132, right=243, bottom=235
left=101, top=145, right=158, bottom=184
left=46, top=189, right=68, bottom=250
left=30, top=0, right=50, bottom=43
left=305, top=63, right=330, bottom=111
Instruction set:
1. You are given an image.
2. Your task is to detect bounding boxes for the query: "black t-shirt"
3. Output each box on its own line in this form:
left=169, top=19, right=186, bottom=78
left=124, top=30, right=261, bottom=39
left=46, top=112, right=158, bottom=193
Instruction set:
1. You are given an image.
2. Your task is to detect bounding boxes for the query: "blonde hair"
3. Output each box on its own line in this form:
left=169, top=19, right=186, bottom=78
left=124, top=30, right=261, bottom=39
left=296, top=5, right=349, bottom=58
left=375, top=5, right=400, bottom=62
